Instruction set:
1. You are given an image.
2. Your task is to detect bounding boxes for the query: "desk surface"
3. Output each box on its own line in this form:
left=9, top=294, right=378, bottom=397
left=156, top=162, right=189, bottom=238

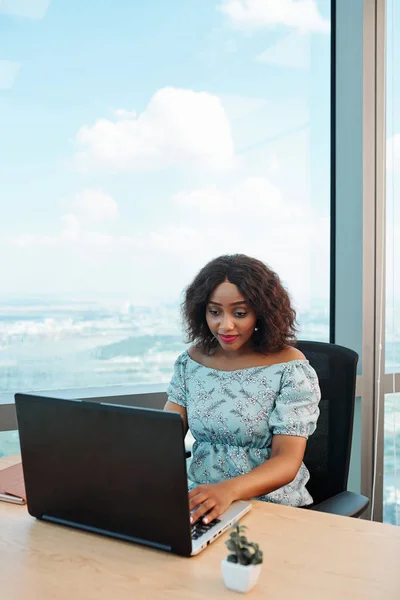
left=1, top=454, right=400, bottom=600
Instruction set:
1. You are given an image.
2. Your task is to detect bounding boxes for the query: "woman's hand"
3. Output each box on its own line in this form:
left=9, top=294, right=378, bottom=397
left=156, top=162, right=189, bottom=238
left=189, top=480, right=237, bottom=525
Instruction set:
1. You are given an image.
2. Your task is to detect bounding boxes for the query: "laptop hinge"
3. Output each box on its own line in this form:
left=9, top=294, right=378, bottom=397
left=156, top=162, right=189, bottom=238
left=41, top=514, right=172, bottom=552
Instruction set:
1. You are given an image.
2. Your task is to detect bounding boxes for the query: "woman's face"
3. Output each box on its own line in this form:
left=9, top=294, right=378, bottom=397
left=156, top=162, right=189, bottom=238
left=205, top=280, right=257, bottom=353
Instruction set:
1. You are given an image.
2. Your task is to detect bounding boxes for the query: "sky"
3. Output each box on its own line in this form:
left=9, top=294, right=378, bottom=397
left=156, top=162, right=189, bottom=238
left=0, top=0, right=333, bottom=309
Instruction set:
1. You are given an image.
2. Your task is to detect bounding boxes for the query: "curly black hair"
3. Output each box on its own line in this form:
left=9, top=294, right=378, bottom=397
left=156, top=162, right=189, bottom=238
left=182, top=254, right=297, bottom=354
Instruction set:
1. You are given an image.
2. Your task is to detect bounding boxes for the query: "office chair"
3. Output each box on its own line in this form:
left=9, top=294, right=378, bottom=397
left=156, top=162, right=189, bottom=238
left=296, top=340, right=369, bottom=518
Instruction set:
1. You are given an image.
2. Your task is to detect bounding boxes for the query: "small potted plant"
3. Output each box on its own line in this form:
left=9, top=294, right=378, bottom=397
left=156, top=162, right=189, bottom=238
left=221, top=524, right=263, bottom=593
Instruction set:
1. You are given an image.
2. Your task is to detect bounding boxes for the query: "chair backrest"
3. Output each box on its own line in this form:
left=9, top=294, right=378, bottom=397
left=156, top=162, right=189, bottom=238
left=295, top=340, right=359, bottom=505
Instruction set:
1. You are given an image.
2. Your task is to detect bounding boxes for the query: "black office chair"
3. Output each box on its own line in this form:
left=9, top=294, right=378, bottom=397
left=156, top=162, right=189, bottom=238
left=296, top=340, right=369, bottom=518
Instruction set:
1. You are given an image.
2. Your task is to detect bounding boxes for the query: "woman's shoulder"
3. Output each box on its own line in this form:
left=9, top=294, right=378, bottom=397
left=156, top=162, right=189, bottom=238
left=174, top=348, right=191, bottom=366
left=186, top=345, right=307, bottom=368
left=174, top=346, right=207, bottom=369
left=278, top=346, right=319, bottom=385
left=187, top=345, right=205, bottom=363
left=277, top=345, right=306, bottom=363
left=273, top=346, right=317, bottom=379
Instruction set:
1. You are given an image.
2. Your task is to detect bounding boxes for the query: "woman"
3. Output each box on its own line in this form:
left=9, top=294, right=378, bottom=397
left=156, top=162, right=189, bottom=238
left=165, top=254, right=320, bottom=525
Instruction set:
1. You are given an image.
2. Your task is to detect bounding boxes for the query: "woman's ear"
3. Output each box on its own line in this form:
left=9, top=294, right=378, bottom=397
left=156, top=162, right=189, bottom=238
left=253, top=319, right=262, bottom=335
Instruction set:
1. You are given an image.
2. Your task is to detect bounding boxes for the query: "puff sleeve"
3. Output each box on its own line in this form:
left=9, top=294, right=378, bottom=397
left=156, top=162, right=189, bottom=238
left=166, top=352, right=188, bottom=408
left=269, top=361, right=321, bottom=439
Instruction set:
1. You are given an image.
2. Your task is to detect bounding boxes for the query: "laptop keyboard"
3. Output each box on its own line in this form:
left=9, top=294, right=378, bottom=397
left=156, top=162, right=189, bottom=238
left=191, top=518, right=221, bottom=540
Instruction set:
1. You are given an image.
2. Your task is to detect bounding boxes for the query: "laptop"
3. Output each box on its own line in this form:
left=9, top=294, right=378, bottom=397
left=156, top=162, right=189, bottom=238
left=14, top=393, right=251, bottom=557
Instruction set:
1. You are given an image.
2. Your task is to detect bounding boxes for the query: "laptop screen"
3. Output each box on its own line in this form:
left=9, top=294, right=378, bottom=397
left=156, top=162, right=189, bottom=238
left=15, top=394, right=192, bottom=556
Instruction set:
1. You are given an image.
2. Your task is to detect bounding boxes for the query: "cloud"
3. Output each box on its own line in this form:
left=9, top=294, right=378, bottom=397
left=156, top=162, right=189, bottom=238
left=387, top=134, right=400, bottom=171
left=173, top=185, right=230, bottom=213
left=0, top=60, right=20, bottom=89
left=114, top=108, right=137, bottom=119
left=10, top=214, right=81, bottom=249
left=267, top=157, right=281, bottom=175
left=149, top=227, right=203, bottom=253
left=4, top=175, right=329, bottom=305
left=10, top=232, right=56, bottom=249
left=167, top=176, right=328, bottom=307
left=0, top=0, right=51, bottom=19
left=75, top=87, right=234, bottom=171
left=172, top=176, right=292, bottom=218
left=257, top=31, right=311, bottom=69
left=10, top=189, right=122, bottom=249
left=64, top=189, right=119, bottom=222
left=219, top=0, right=330, bottom=33
left=59, top=214, right=81, bottom=242
left=219, top=94, right=269, bottom=120
left=9, top=221, right=136, bottom=250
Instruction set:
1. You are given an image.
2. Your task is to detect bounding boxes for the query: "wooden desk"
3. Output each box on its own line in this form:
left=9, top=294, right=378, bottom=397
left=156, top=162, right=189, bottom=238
left=1, top=455, right=400, bottom=599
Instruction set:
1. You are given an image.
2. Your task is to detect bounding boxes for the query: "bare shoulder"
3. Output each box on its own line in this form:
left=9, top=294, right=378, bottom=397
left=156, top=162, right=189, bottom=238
left=187, top=344, right=217, bottom=368
left=187, top=345, right=205, bottom=362
left=278, top=345, right=306, bottom=363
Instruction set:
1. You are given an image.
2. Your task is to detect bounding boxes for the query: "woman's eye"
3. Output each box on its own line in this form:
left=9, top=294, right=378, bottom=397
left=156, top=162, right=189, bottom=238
left=209, top=309, right=219, bottom=316
left=235, top=312, right=247, bottom=318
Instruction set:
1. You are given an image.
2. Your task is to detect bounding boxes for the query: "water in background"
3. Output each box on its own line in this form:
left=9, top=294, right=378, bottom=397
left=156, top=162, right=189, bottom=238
left=1, top=297, right=399, bottom=525
left=0, top=298, right=330, bottom=394
left=0, top=299, right=186, bottom=393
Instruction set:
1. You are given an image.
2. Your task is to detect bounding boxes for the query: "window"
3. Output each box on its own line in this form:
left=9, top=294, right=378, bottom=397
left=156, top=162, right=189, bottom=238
left=384, top=0, right=400, bottom=525
left=0, top=431, right=19, bottom=458
left=0, top=0, right=331, bottom=395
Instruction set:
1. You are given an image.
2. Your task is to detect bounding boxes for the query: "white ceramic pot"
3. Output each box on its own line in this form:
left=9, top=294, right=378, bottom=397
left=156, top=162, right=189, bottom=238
left=221, top=558, right=262, bottom=593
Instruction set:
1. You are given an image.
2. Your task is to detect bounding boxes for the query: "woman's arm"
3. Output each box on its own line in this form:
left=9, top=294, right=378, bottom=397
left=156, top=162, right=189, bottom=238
left=164, top=400, right=188, bottom=435
left=188, top=434, right=306, bottom=524
left=229, top=434, right=306, bottom=499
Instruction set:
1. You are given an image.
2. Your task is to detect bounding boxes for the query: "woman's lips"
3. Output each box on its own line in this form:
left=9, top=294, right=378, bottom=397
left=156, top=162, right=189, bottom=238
left=219, top=334, right=239, bottom=344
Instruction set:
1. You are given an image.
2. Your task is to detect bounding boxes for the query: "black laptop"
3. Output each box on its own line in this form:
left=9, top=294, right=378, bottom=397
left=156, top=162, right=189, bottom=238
left=14, top=393, right=251, bottom=556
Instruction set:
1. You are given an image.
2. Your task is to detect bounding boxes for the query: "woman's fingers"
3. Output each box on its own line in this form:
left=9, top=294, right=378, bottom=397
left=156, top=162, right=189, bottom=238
left=190, top=497, right=216, bottom=524
left=201, top=507, right=220, bottom=525
left=188, top=482, right=234, bottom=524
left=189, top=490, right=207, bottom=511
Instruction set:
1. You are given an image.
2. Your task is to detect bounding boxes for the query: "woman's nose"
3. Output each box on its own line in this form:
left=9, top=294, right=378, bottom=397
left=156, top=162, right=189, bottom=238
left=220, top=315, right=235, bottom=331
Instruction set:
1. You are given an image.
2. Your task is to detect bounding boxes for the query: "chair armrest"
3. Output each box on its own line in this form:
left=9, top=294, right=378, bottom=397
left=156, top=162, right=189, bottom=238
left=310, top=491, right=369, bottom=518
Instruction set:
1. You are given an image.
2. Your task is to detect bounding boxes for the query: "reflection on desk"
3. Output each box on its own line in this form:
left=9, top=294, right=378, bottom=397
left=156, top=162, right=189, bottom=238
left=0, top=455, right=400, bottom=599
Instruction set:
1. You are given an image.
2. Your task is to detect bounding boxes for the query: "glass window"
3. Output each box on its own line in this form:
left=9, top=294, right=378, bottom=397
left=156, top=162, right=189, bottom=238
left=384, top=0, right=400, bottom=525
left=0, top=0, right=331, bottom=395
left=384, top=393, right=400, bottom=525
left=0, top=430, right=20, bottom=458
left=386, top=0, right=400, bottom=375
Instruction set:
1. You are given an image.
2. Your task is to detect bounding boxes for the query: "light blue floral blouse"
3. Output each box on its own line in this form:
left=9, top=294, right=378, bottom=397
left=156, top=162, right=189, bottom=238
left=167, top=350, right=321, bottom=507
